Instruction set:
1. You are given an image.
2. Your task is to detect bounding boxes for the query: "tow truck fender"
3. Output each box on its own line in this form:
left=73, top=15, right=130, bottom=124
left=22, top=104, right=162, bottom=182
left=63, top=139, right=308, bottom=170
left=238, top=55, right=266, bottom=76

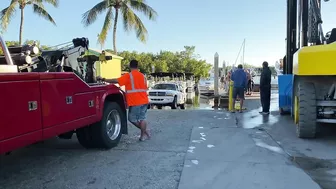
left=98, top=86, right=128, bottom=134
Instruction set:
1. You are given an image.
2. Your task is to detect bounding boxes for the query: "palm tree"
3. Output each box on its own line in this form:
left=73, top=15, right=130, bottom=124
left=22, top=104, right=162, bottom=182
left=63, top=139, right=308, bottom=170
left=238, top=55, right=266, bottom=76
left=82, top=0, right=157, bottom=54
left=0, top=0, right=58, bottom=45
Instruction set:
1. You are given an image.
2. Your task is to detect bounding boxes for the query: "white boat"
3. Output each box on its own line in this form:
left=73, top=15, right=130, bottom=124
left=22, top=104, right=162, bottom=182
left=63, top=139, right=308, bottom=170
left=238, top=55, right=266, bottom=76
left=197, top=71, right=225, bottom=96
left=198, top=78, right=215, bottom=95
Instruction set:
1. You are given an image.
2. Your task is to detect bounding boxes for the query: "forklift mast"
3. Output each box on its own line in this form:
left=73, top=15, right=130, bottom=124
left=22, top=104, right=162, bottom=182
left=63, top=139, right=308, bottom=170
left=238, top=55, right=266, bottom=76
left=284, top=0, right=328, bottom=75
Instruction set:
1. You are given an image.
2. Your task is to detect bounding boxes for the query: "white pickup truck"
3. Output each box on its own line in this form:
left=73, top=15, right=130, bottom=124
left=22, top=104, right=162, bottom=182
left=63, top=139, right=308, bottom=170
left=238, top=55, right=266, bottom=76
left=148, top=82, right=186, bottom=109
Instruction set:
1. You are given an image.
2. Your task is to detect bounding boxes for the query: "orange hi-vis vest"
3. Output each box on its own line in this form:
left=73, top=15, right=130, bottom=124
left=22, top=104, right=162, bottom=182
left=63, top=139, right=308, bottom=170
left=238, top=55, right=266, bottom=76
left=118, top=70, right=149, bottom=107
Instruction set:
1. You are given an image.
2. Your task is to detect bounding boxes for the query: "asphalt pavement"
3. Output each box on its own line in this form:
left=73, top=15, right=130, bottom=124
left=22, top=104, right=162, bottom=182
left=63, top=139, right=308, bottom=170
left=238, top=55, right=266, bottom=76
left=1, top=92, right=336, bottom=189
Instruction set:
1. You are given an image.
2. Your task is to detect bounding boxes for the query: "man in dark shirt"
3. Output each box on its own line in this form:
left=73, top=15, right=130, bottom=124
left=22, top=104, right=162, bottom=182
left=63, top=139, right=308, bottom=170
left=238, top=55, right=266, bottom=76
left=259, top=61, right=272, bottom=114
left=231, top=64, right=247, bottom=113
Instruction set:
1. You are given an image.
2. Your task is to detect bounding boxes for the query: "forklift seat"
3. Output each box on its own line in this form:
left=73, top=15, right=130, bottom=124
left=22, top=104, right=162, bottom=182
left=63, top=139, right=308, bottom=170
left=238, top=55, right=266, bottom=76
left=326, top=28, right=336, bottom=44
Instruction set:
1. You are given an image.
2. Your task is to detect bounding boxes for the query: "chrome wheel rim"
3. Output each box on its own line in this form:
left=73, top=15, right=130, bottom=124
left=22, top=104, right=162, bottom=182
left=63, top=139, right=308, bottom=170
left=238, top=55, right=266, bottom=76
left=106, top=110, right=121, bottom=140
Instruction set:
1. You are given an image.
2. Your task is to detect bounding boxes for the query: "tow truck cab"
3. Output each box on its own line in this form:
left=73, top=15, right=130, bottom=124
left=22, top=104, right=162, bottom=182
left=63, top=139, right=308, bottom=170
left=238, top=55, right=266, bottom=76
left=0, top=36, right=128, bottom=155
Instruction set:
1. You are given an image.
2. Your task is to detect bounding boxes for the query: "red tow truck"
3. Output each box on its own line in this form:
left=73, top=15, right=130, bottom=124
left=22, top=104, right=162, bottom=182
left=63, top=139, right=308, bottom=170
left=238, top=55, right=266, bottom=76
left=0, top=36, right=128, bottom=155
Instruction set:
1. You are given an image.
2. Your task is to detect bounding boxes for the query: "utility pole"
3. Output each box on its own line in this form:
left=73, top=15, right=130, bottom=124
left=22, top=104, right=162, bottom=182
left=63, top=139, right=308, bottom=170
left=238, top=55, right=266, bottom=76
left=214, top=52, right=219, bottom=108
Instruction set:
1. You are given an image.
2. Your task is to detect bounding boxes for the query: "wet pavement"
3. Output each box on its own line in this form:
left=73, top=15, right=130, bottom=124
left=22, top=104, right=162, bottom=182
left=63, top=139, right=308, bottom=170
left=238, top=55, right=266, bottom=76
left=1, top=91, right=336, bottom=188
left=178, top=92, right=319, bottom=189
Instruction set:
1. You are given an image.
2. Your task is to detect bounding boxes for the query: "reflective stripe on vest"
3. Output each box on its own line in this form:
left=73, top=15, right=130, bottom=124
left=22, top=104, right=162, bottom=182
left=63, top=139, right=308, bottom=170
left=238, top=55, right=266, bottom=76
left=126, top=72, right=147, bottom=94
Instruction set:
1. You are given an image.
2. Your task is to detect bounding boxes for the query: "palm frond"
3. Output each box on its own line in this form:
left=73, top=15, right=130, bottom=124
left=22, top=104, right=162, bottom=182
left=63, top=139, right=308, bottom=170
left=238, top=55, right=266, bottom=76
left=121, top=5, right=147, bottom=42
left=27, top=0, right=43, bottom=7
left=0, top=0, right=18, bottom=31
left=121, top=5, right=135, bottom=32
left=98, top=7, right=113, bottom=45
left=128, top=0, right=157, bottom=20
left=28, top=0, right=59, bottom=7
left=82, top=0, right=109, bottom=27
left=32, top=3, right=56, bottom=25
left=43, top=0, right=59, bottom=7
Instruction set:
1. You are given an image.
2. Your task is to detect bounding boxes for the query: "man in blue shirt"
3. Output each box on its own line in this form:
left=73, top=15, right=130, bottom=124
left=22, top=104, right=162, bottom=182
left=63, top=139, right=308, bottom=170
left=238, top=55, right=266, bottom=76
left=231, top=64, right=247, bottom=113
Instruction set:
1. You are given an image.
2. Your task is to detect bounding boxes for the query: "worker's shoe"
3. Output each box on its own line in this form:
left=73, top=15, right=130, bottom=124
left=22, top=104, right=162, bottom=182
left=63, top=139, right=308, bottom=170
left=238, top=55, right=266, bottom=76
left=259, top=111, right=270, bottom=115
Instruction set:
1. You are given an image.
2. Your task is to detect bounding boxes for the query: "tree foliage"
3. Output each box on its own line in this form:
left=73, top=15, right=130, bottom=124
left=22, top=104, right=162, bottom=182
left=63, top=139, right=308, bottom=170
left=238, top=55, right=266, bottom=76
left=106, top=46, right=212, bottom=78
left=0, top=0, right=58, bottom=45
left=82, top=0, right=157, bottom=54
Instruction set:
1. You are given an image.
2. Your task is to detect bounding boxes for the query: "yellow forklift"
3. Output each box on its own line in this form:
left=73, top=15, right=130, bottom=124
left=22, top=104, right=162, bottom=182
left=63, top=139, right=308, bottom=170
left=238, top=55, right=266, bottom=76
left=278, top=0, right=336, bottom=138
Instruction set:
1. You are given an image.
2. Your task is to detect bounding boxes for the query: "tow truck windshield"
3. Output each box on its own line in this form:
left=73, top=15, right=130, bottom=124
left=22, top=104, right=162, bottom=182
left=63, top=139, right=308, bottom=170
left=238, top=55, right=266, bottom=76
left=153, top=83, right=177, bottom=90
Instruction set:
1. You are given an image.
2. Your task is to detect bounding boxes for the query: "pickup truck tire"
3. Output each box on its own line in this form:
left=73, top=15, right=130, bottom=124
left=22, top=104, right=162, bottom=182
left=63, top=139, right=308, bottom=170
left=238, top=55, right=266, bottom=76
left=77, top=102, right=125, bottom=149
left=171, top=96, right=178, bottom=109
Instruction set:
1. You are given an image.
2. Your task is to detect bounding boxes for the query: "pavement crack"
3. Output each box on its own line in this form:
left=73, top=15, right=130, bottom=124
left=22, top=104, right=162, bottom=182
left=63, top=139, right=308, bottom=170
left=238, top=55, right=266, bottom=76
left=235, top=116, right=239, bottom=127
left=113, top=149, right=184, bottom=153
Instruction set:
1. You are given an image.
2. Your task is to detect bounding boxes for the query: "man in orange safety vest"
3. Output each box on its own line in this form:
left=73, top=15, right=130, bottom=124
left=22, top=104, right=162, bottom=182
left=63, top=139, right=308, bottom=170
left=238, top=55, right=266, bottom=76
left=97, top=60, right=150, bottom=141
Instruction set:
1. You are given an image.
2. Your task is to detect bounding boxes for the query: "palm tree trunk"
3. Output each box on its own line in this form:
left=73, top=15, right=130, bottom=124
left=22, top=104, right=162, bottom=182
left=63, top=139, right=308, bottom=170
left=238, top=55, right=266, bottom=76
left=19, top=8, right=24, bottom=45
left=113, top=8, right=119, bottom=55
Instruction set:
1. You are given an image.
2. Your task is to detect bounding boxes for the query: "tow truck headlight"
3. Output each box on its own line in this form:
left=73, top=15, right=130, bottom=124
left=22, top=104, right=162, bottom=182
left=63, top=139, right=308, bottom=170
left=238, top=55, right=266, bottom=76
left=166, top=92, right=174, bottom=96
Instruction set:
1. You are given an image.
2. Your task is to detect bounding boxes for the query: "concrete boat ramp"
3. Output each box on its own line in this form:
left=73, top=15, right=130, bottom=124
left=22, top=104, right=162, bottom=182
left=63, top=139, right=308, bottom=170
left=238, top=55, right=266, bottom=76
left=178, top=92, right=336, bottom=189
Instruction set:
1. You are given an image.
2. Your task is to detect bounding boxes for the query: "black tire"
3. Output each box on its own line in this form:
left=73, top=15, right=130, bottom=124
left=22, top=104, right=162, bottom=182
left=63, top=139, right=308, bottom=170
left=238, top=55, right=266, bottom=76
left=180, top=103, right=185, bottom=109
left=77, top=125, right=98, bottom=149
left=171, top=96, right=178, bottom=109
left=157, top=105, right=163, bottom=109
left=295, top=81, right=317, bottom=138
left=77, top=102, right=125, bottom=149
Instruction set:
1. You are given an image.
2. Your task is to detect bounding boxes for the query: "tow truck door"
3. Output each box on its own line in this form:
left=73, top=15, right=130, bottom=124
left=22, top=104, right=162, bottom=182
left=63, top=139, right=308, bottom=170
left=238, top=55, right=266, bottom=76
left=39, top=73, right=77, bottom=129
left=74, top=91, right=96, bottom=118
left=0, top=73, right=43, bottom=153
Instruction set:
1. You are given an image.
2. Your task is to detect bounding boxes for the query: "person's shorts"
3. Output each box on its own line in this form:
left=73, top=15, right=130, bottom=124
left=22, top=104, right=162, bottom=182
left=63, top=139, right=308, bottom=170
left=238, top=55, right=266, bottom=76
left=128, top=104, right=148, bottom=123
left=233, top=87, right=245, bottom=100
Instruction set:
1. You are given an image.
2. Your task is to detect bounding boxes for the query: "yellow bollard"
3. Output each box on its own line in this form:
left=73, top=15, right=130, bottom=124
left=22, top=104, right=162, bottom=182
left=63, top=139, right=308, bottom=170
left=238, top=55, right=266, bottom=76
left=228, top=81, right=233, bottom=111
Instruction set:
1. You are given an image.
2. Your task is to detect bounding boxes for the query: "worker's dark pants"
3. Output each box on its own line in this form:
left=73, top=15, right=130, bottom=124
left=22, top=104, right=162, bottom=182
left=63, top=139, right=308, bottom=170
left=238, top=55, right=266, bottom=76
left=260, top=86, right=271, bottom=112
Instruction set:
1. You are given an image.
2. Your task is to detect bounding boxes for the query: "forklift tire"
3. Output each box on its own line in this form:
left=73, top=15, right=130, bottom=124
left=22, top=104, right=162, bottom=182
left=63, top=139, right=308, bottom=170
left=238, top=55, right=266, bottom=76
left=294, top=81, right=317, bottom=138
left=77, top=102, right=125, bottom=149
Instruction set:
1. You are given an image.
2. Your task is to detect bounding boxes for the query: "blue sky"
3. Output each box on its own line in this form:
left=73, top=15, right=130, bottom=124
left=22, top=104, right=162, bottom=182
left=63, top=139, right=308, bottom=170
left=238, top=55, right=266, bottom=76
left=0, top=0, right=335, bottom=66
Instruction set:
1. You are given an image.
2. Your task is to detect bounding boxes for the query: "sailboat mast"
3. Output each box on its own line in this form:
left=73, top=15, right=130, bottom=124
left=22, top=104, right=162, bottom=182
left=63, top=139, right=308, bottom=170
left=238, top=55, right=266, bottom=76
left=242, top=39, right=245, bottom=66
left=234, top=39, right=246, bottom=66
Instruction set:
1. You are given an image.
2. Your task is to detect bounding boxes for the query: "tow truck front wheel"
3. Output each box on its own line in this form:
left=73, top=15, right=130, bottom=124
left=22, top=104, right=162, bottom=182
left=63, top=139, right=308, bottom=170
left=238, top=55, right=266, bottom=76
left=77, top=102, right=125, bottom=149
left=171, top=96, right=178, bottom=109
